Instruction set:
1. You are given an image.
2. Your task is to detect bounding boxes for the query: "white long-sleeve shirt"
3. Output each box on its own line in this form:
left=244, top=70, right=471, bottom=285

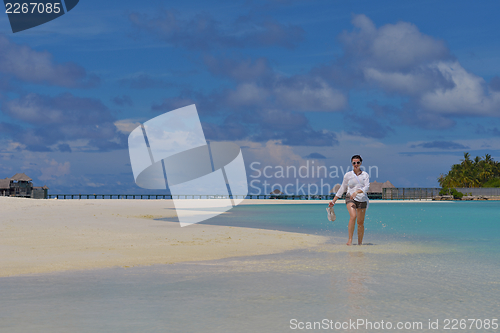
left=335, top=170, right=370, bottom=202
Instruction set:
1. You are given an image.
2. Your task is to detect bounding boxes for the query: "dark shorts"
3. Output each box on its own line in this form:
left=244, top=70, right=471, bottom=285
left=345, top=198, right=367, bottom=209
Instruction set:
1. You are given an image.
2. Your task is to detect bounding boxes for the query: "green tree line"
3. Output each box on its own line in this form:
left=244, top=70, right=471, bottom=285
left=438, top=153, right=500, bottom=188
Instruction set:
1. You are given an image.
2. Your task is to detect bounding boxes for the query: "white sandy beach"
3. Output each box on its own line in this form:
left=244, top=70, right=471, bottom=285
left=0, top=197, right=458, bottom=277
left=0, top=197, right=328, bottom=277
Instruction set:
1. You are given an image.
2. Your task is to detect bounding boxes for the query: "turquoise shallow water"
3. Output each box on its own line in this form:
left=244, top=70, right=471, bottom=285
left=1, top=202, right=499, bottom=332
left=202, top=201, right=500, bottom=252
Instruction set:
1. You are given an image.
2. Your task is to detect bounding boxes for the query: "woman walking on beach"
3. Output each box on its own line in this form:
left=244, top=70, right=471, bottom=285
left=329, top=155, right=370, bottom=245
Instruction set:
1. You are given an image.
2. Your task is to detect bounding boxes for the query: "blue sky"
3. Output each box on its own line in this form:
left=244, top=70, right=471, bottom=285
left=1, top=0, right=500, bottom=194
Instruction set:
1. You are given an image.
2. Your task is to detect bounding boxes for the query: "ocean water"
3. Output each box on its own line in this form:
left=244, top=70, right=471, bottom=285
left=1, top=202, right=499, bottom=332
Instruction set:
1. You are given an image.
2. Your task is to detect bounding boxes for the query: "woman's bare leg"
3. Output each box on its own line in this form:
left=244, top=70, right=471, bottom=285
left=346, top=203, right=357, bottom=245
left=356, top=208, right=366, bottom=245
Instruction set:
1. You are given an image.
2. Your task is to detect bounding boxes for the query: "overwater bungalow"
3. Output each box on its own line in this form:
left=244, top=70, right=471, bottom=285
left=0, top=173, right=48, bottom=199
left=368, top=180, right=395, bottom=198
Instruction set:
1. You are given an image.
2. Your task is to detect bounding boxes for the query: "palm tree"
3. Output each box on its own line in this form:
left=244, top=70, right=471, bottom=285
left=438, top=152, right=499, bottom=188
left=461, top=152, right=472, bottom=166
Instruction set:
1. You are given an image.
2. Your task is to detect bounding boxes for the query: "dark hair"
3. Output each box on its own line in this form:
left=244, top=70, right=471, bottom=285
left=351, top=155, right=363, bottom=162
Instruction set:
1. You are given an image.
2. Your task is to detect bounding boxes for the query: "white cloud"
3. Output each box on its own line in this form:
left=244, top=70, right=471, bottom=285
left=338, top=15, right=453, bottom=99
left=0, top=35, right=98, bottom=87
left=420, top=61, right=500, bottom=116
left=39, top=159, right=71, bottom=181
left=114, top=119, right=143, bottom=134
left=363, top=67, right=442, bottom=95
left=341, top=14, right=449, bottom=72
left=275, top=78, right=346, bottom=111
left=224, top=77, right=346, bottom=112
left=240, top=139, right=304, bottom=169
left=4, top=93, right=112, bottom=125
left=340, top=14, right=500, bottom=118
left=2, top=93, right=125, bottom=151
left=225, top=83, right=270, bottom=107
left=0, top=140, right=26, bottom=153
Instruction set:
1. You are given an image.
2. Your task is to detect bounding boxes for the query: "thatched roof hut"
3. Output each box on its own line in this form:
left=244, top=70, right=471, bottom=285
left=0, top=173, right=47, bottom=198
left=11, top=173, right=32, bottom=182
left=330, top=183, right=341, bottom=193
left=368, top=180, right=395, bottom=193
left=0, top=178, right=10, bottom=190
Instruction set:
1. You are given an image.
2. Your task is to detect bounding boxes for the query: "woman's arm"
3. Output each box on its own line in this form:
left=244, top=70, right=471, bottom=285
left=330, top=195, right=340, bottom=205
left=361, top=173, right=370, bottom=195
left=330, top=174, right=348, bottom=205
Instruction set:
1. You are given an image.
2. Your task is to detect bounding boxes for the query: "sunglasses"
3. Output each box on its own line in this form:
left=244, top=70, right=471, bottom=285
left=352, top=161, right=361, bottom=165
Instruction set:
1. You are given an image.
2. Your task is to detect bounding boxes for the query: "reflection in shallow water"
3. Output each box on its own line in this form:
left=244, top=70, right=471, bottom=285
left=346, top=252, right=369, bottom=307
left=1, top=241, right=499, bottom=333
left=2, top=202, right=500, bottom=332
